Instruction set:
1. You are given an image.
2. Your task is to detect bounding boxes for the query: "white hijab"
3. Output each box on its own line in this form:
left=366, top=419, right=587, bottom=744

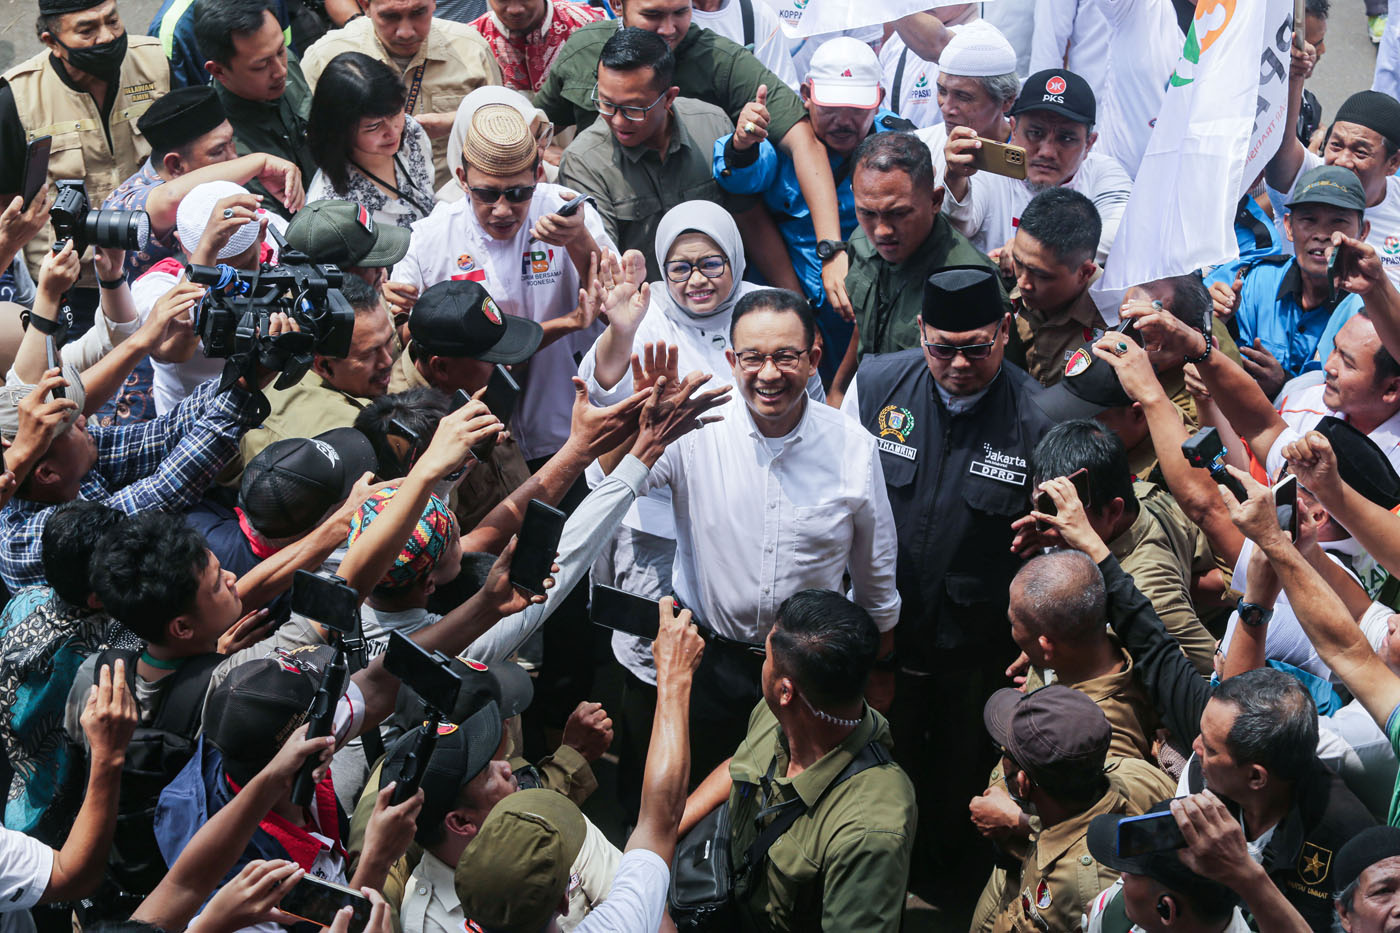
left=652, top=200, right=753, bottom=325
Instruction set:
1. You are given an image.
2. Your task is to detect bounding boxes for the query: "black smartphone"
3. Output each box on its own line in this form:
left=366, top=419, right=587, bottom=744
left=1274, top=473, right=1299, bottom=541
left=290, top=570, right=361, bottom=634
left=383, top=631, right=461, bottom=715
left=1328, top=242, right=1343, bottom=303
left=555, top=193, right=591, bottom=217
left=278, top=875, right=372, bottom=933
left=470, top=365, right=521, bottom=463
left=21, top=136, right=51, bottom=211
left=44, top=333, right=64, bottom=400
left=591, top=583, right=662, bottom=641
left=1033, top=467, right=1090, bottom=531
left=1116, top=810, right=1186, bottom=857
left=509, top=499, right=566, bottom=597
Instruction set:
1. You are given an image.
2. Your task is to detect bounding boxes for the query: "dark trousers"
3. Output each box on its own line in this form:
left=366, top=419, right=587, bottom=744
left=890, top=645, right=1014, bottom=915
left=615, top=636, right=765, bottom=820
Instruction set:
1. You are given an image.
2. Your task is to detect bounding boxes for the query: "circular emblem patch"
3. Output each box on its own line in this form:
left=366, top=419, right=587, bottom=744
left=1045, top=75, right=1067, bottom=95
left=1386, top=236, right=1400, bottom=257
left=457, top=253, right=475, bottom=271
left=877, top=404, right=916, bottom=443
left=481, top=297, right=503, bottom=325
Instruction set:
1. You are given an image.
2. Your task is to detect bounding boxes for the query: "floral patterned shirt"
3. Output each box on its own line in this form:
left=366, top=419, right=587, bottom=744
left=471, top=0, right=605, bottom=93
left=306, top=115, right=436, bottom=230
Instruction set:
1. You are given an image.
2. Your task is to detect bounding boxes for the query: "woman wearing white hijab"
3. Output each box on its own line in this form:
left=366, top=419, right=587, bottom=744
left=578, top=200, right=824, bottom=691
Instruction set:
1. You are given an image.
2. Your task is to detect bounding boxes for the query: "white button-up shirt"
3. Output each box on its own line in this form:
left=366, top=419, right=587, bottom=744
left=642, top=395, right=901, bottom=642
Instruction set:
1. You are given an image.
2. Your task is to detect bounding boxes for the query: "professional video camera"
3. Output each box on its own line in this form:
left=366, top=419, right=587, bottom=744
left=186, top=226, right=355, bottom=390
left=50, top=179, right=150, bottom=253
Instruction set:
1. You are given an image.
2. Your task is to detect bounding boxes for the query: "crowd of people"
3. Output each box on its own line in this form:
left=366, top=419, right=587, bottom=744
left=6, top=0, right=1400, bottom=929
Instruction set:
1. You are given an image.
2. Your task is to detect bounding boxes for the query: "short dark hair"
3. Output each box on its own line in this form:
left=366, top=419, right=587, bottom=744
left=41, top=501, right=125, bottom=607
left=729, top=288, right=815, bottom=347
left=1163, top=273, right=1212, bottom=332
left=1211, top=668, right=1318, bottom=782
left=1032, top=419, right=1137, bottom=519
left=769, top=590, right=879, bottom=707
left=35, top=12, right=61, bottom=40
left=354, top=387, right=451, bottom=479
left=307, top=52, right=407, bottom=193
left=1011, top=550, right=1105, bottom=642
left=193, top=0, right=276, bottom=67
left=338, top=273, right=379, bottom=313
left=853, top=132, right=936, bottom=192
left=90, top=513, right=211, bottom=644
left=1017, top=188, right=1101, bottom=267
left=1355, top=307, right=1400, bottom=383
left=426, top=551, right=496, bottom=616
left=1306, top=0, right=1330, bottom=18
left=598, top=26, right=675, bottom=93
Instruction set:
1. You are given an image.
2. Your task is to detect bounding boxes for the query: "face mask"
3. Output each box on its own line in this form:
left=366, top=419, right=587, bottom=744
left=56, top=31, right=127, bottom=80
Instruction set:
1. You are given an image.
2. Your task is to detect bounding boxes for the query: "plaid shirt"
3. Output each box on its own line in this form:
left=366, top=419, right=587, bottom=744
left=0, top=378, right=264, bottom=590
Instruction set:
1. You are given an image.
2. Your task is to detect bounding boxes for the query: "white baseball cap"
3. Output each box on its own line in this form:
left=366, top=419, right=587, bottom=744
left=940, top=21, right=1017, bottom=78
left=176, top=179, right=261, bottom=260
left=806, top=37, right=882, bottom=109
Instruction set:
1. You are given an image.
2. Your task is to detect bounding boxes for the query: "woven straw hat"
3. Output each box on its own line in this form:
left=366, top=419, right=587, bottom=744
left=463, top=104, right=537, bottom=175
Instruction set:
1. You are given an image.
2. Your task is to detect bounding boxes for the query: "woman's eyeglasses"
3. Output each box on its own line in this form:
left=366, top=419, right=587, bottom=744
left=665, top=256, right=728, bottom=282
left=922, top=339, right=997, bottom=361
left=468, top=184, right=536, bottom=204
left=733, top=348, right=811, bottom=372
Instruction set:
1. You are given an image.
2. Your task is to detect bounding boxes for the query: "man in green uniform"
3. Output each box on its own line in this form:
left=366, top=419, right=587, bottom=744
left=678, top=589, right=917, bottom=931
left=830, top=132, right=1007, bottom=402
left=194, top=0, right=314, bottom=218
left=534, top=0, right=854, bottom=319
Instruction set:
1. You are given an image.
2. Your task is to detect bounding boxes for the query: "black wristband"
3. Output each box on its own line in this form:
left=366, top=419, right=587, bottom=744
left=26, top=313, right=64, bottom=337
left=99, top=276, right=125, bottom=290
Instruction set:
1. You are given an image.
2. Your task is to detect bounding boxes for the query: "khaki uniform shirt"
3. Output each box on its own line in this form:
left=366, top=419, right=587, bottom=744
left=301, top=17, right=502, bottom=190
left=1111, top=482, right=1218, bottom=675
left=2, top=38, right=167, bottom=281
left=388, top=346, right=531, bottom=530
left=238, top=373, right=370, bottom=471
left=1010, top=276, right=1109, bottom=387
left=557, top=97, right=735, bottom=281
left=727, top=701, right=916, bottom=932
left=991, top=759, right=1177, bottom=933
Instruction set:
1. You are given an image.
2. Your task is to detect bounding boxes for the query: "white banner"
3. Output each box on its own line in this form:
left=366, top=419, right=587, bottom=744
left=757, top=0, right=994, bottom=39
left=1100, top=0, right=1296, bottom=291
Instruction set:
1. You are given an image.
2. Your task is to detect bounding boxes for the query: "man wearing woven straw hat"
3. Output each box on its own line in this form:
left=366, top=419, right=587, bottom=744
left=390, top=103, right=613, bottom=468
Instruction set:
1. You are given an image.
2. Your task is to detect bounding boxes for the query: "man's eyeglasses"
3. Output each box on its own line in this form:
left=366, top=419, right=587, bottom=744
left=922, top=339, right=997, bottom=361
left=591, top=85, right=669, bottom=122
left=468, top=184, right=536, bottom=204
left=734, top=348, right=811, bottom=372
left=665, top=256, right=728, bottom=282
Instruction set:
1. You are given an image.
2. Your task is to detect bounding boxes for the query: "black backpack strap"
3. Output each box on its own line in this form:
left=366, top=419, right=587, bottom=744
left=892, top=47, right=909, bottom=108
left=739, top=0, right=754, bottom=48
left=147, top=653, right=225, bottom=734
left=737, top=740, right=892, bottom=878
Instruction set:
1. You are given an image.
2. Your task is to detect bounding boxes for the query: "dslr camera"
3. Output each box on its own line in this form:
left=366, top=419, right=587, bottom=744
left=186, top=227, right=355, bottom=389
left=50, top=179, right=150, bottom=252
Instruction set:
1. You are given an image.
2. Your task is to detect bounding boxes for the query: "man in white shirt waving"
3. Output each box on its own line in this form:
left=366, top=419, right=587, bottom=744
left=634, top=288, right=900, bottom=781
left=943, top=68, right=1132, bottom=266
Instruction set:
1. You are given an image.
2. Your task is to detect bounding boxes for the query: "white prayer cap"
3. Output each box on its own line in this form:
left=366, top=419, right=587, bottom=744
left=940, top=21, right=1018, bottom=78
left=177, top=180, right=260, bottom=260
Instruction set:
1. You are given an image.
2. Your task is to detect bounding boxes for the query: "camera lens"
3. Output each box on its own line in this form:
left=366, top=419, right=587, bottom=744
left=83, top=208, right=150, bottom=251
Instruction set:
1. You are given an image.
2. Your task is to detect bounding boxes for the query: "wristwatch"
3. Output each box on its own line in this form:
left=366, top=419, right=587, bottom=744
left=1236, top=598, right=1274, bottom=628
left=816, top=239, right=848, bottom=262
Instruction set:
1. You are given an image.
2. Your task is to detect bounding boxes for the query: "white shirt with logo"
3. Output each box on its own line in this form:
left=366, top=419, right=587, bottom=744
left=1269, top=149, right=1400, bottom=288
left=879, top=33, right=941, bottom=130
left=691, top=0, right=799, bottom=91
left=943, top=148, right=1133, bottom=264
left=393, top=184, right=613, bottom=460
left=1095, top=0, right=1183, bottom=179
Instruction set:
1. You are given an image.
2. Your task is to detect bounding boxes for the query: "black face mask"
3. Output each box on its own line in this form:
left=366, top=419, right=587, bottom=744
left=55, top=30, right=127, bottom=81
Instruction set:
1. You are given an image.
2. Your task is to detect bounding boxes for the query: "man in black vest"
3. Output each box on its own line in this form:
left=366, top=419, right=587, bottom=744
left=842, top=265, right=1052, bottom=912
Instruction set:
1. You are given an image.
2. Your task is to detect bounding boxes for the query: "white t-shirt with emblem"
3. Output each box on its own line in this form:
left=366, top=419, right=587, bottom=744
left=1269, top=149, right=1400, bottom=288
left=879, top=33, right=941, bottom=130
left=393, top=185, right=613, bottom=460
left=691, top=0, right=799, bottom=91
left=1265, top=379, right=1400, bottom=478
left=1095, top=0, right=1182, bottom=180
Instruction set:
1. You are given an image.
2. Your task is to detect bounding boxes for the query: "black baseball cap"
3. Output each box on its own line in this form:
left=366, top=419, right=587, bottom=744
left=409, top=280, right=542, bottom=364
left=285, top=200, right=411, bottom=268
left=1313, top=416, right=1400, bottom=510
left=1034, top=326, right=1140, bottom=421
left=1012, top=69, right=1096, bottom=125
left=1286, top=165, right=1367, bottom=213
left=984, top=684, right=1111, bottom=796
left=205, top=645, right=340, bottom=786
left=238, top=427, right=378, bottom=540
left=380, top=700, right=503, bottom=844
left=1086, top=802, right=1239, bottom=910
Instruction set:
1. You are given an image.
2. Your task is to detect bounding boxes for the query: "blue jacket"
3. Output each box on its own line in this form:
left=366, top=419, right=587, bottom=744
left=712, top=109, right=909, bottom=308
left=1235, top=194, right=1283, bottom=264
left=149, top=0, right=292, bottom=88
left=1204, top=255, right=1360, bottom=378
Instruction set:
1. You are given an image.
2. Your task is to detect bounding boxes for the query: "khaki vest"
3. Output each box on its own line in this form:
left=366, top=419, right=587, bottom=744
left=2, top=35, right=167, bottom=281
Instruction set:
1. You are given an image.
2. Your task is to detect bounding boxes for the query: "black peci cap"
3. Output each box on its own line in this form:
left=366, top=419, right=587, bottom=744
left=922, top=266, right=1006, bottom=331
left=137, top=86, right=227, bottom=154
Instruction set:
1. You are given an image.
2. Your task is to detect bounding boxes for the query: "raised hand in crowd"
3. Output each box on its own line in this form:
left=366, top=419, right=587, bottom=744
left=143, top=278, right=206, bottom=363
left=381, top=280, right=420, bottom=320
left=627, top=367, right=731, bottom=466
left=351, top=783, right=424, bottom=893
left=598, top=248, right=650, bottom=331
left=2, top=369, right=78, bottom=493
left=216, top=606, right=276, bottom=655
left=196, top=859, right=304, bottom=933
left=968, top=784, right=1030, bottom=841
left=1239, top=338, right=1287, bottom=400
left=1026, top=475, right=1110, bottom=563
left=36, top=239, right=80, bottom=307
left=325, top=888, right=393, bottom=933
left=190, top=193, right=268, bottom=268
left=1208, top=271, right=1242, bottom=323
left=942, top=125, right=983, bottom=201
left=562, top=700, right=615, bottom=762
left=0, top=185, right=50, bottom=269
left=732, top=83, right=771, bottom=151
